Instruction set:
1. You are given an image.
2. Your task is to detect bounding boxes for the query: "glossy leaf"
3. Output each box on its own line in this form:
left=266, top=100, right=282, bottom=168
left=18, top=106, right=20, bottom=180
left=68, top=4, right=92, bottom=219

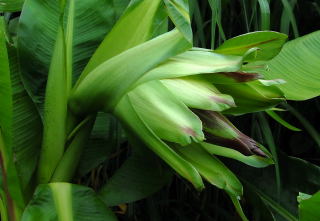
left=298, top=191, right=320, bottom=221
left=262, top=31, right=320, bottom=100
left=215, top=31, right=287, bottom=62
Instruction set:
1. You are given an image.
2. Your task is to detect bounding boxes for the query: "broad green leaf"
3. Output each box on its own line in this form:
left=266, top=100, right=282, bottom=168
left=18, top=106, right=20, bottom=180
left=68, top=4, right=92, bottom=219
left=70, top=29, right=191, bottom=115
left=18, top=0, right=129, bottom=109
left=6, top=44, right=42, bottom=191
left=161, top=76, right=235, bottom=111
left=201, top=142, right=273, bottom=168
left=114, top=96, right=204, bottom=190
left=175, top=143, right=243, bottom=196
left=99, top=135, right=172, bottom=206
left=0, top=0, right=24, bottom=12
left=163, top=0, right=192, bottom=42
left=129, top=80, right=204, bottom=145
left=21, top=183, right=117, bottom=221
left=298, top=191, right=320, bottom=221
left=215, top=31, right=287, bottom=62
left=262, top=31, right=320, bottom=100
left=0, top=17, right=41, bottom=218
left=217, top=80, right=285, bottom=114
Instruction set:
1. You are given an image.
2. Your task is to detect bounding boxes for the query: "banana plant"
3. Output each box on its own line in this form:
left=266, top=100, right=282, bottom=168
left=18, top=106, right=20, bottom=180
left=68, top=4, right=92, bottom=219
left=1, top=0, right=320, bottom=220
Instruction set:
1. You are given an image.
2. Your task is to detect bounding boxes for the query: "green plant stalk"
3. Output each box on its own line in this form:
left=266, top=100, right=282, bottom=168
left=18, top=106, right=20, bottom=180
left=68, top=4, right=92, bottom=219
left=37, top=24, right=68, bottom=184
left=65, top=0, right=75, bottom=95
left=51, top=115, right=96, bottom=182
left=0, top=131, right=22, bottom=221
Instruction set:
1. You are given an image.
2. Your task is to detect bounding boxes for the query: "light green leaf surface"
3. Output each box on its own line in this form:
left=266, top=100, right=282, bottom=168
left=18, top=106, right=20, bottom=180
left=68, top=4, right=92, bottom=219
left=298, top=191, right=320, bottom=221
left=22, top=183, right=117, bottom=221
left=215, top=31, right=287, bottom=62
left=262, top=31, right=320, bottom=100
